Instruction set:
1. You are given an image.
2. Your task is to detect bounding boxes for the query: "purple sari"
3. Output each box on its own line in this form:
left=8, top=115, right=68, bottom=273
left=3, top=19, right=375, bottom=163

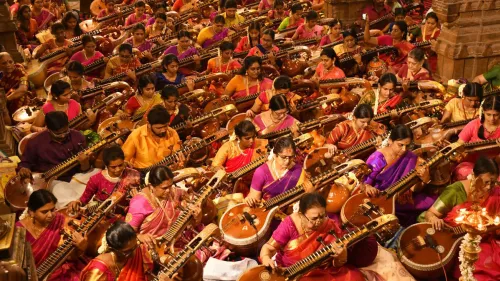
left=365, top=151, right=437, bottom=226
left=202, top=28, right=229, bottom=48
left=124, top=38, right=155, bottom=52
left=251, top=162, right=303, bottom=200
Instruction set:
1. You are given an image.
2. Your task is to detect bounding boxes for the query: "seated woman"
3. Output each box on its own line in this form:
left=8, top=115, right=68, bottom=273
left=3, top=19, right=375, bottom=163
left=234, top=22, right=261, bottom=53
left=253, top=94, right=300, bottom=136
left=363, top=16, right=415, bottom=74
left=247, top=29, right=280, bottom=68
left=159, top=85, right=192, bottom=139
left=124, top=23, right=156, bottom=62
left=80, top=221, right=154, bottom=281
left=70, top=35, right=105, bottom=80
left=397, top=48, right=432, bottom=81
left=260, top=192, right=378, bottom=281
left=267, top=0, right=288, bottom=20
left=0, top=52, right=31, bottom=118
left=324, top=104, right=384, bottom=152
left=104, top=43, right=141, bottom=81
left=441, top=82, right=482, bottom=123
left=455, top=96, right=500, bottom=180
left=15, top=5, right=39, bottom=51
left=334, top=29, right=366, bottom=77
left=122, top=74, right=162, bottom=119
left=95, top=0, right=113, bottom=18
left=223, top=56, right=273, bottom=99
left=61, top=11, right=83, bottom=39
left=359, top=73, right=403, bottom=114
left=363, top=124, right=434, bottom=226
left=163, top=30, right=201, bottom=75
left=258, top=0, right=274, bottom=12
left=126, top=166, right=201, bottom=247
left=245, top=136, right=307, bottom=207
left=31, top=80, right=95, bottom=132
left=145, top=12, right=168, bottom=38
left=30, top=0, right=55, bottom=30
left=419, top=157, right=500, bottom=281
left=67, top=145, right=140, bottom=214
left=472, top=64, right=500, bottom=92
left=319, top=19, right=342, bottom=47
left=16, top=190, right=88, bottom=281
left=410, top=12, right=441, bottom=74
left=206, top=41, right=242, bottom=74
left=60, top=61, right=94, bottom=109
left=291, top=10, right=324, bottom=41
left=155, top=54, right=195, bottom=91
left=381, top=7, right=406, bottom=34
left=311, top=47, right=346, bottom=83
left=277, top=3, right=304, bottom=32
left=124, top=1, right=150, bottom=26
left=197, top=15, right=230, bottom=49
left=33, top=22, right=74, bottom=76
left=172, top=0, right=198, bottom=13
left=248, top=75, right=302, bottom=117
left=212, top=120, right=268, bottom=172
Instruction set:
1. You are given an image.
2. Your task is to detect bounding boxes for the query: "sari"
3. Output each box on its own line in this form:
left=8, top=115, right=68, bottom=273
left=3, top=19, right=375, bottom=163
left=124, top=13, right=149, bottom=26
left=197, top=26, right=230, bottom=48
left=455, top=118, right=500, bottom=180
left=258, top=0, right=273, bottom=11
left=277, top=17, right=304, bottom=32
left=225, top=75, right=273, bottom=99
left=70, top=50, right=105, bottom=79
left=154, top=71, right=185, bottom=90
left=377, top=35, right=415, bottom=74
left=235, top=36, right=257, bottom=53
left=295, top=24, right=324, bottom=40
left=416, top=181, right=467, bottom=222
left=211, top=139, right=268, bottom=172
left=15, top=213, right=89, bottom=281
left=326, top=120, right=374, bottom=150
left=42, top=99, right=81, bottom=120
left=442, top=188, right=500, bottom=281
left=253, top=112, right=299, bottom=135
left=267, top=10, right=288, bottom=20
left=315, top=62, right=346, bottom=80
left=417, top=27, right=440, bottom=73
left=257, top=90, right=302, bottom=112
left=104, top=56, right=141, bottom=78
left=358, top=89, right=403, bottom=115
left=16, top=19, right=39, bottom=49
left=41, top=38, right=73, bottom=76
left=163, top=45, right=199, bottom=75
left=79, top=168, right=141, bottom=205
left=271, top=215, right=379, bottom=281
left=124, top=37, right=154, bottom=52
left=0, top=63, right=32, bottom=115
left=31, top=8, right=55, bottom=30
left=320, top=35, right=343, bottom=47
left=444, top=98, right=479, bottom=123
left=365, top=150, right=437, bottom=226
left=247, top=44, right=280, bottom=57
left=124, top=93, right=163, bottom=117
left=397, top=65, right=432, bottom=81
left=80, top=244, right=153, bottom=281
left=250, top=162, right=304, bottom=200
left=206, top=57, right=242, bottom=73
left=334, top=44, right=365, bottom=77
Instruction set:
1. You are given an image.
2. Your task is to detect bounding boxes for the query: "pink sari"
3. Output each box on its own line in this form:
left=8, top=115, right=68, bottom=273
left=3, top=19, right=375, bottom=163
left=231, top=76, right=273, bottom=99
left=377, top=35, right=415, bottom=74
left=272, top=216, right=379, bottom=281
left=15, top=213, right=88, bottom=281
left=455, top=119, right=500, bottom=180
left=42, top=99, right=81, bottom=120
left=70, top=51, right=105, bottom=79
left=253, top=113, right=297, bottom=134
left=32, top=8, right=55, bottom=30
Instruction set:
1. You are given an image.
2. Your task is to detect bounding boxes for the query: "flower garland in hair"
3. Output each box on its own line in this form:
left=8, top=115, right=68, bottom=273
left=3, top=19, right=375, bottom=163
left=267, top=148, right=275, bottom=161
left=373, top=88, right=380, bottom=115
left=380, top=133, right=390, bottom=148
left=145, top=171, right=151, bottom=186
left=479, top=99, right=485, bottom=122
left=229, top=132, right=237, bottom=141
left=458, top=84, right=466, bottom=98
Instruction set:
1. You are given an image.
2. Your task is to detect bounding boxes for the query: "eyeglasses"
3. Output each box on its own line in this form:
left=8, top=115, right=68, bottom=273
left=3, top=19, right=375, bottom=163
left=278, top=154, right=295, bottom=161
left=302, top=213, right=326, bottom=224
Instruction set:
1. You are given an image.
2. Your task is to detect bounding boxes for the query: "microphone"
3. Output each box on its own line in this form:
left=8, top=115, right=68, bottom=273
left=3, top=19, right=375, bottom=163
left=425, top=234, right=439, bottom=252
left=243, top=211, right=256, bottom=225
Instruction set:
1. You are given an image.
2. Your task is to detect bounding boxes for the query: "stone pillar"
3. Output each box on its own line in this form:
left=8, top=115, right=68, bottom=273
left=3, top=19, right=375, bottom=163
left=323, top=0, right=370, bottom=27
left=432, top=0, right=500, bottom=82
left=0, top=1, right=23, bottom=63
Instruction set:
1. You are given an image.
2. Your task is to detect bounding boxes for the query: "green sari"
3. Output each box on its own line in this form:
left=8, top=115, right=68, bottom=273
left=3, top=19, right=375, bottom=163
left=417, top=181, right=467, bottom=222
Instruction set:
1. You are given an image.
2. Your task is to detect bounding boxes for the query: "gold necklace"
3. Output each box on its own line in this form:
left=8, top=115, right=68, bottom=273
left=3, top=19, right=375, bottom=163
left=110, top=252, right=121, bottom=277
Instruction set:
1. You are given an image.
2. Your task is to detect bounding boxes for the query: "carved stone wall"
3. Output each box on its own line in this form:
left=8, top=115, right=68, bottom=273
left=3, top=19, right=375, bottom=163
left=0, top=1, right=23, bottom=63
left=323, top=0, right=370, bottom=27
left=433, top=0, right=500, bottom=81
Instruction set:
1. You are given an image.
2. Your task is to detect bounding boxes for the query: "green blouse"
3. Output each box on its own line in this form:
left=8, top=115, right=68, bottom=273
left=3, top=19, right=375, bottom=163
left=417, top=181, right=467, bottom=222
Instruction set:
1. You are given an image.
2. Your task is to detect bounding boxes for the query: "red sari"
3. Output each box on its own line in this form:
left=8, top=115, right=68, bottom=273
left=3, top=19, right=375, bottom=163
left=0, top=63, right=33, bottom=115
left=443, top=188, right=500, bottom=281
left=418, top=27, right=440, bottom=73
left=80, top=244, right=153, bottom=281
left=377, top=35, right=415, bottom=74
left=397, top=65, right=432, bottom=81
left=326, top=120, right=374, bottom=150
left=15, top=213, right=89, bottom=281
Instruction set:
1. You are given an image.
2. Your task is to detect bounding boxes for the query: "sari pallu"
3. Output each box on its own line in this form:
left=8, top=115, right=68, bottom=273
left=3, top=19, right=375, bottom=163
left=32, top=8, right=55, bottom=30
left=15, top=213, right=89, bottom=281
left=202, top=28, right=229, bottom=49
left=124, top=93, right=163, bottom=117
left=80, top=244, right=154, bottom=281
left=365, top=151, right=437, bottom=226
left=253, top=113, right=297, bottom=135
left=326, top=120, right=374, bottom=150
left=272, top=216, right=378, bottom=281
left=443, top=189, right=500, bottom=281
left=251, top=163, right=304, bottom=200
left=231, top=76, right=273, bottom=100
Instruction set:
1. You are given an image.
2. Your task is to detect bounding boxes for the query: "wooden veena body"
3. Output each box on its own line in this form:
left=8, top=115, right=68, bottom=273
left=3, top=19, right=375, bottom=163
left=220, top=159, right=370, bottom=255
left=340, top=143, right=464, bottom=227
left=236, top=214, right=399, bottom=281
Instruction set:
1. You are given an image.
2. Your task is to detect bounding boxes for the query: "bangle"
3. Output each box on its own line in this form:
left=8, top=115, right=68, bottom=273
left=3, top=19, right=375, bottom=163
left=424, top=178, right=432, bottom=184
